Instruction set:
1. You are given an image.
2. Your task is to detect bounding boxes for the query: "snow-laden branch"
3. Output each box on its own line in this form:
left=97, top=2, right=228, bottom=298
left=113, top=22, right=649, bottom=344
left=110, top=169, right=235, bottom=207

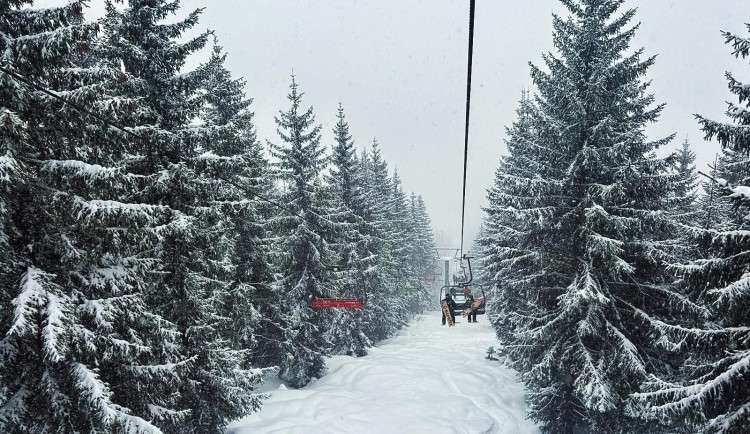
left=699, top=171, right=750, bottom=209
left=8, top=267, right=49, bottom=338
left=72, top=362, right=164, bottom=434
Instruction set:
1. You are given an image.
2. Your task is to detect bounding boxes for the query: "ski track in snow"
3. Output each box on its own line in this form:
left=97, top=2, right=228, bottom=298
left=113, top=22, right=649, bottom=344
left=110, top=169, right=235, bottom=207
left=227, top=311, right=539, bottom=434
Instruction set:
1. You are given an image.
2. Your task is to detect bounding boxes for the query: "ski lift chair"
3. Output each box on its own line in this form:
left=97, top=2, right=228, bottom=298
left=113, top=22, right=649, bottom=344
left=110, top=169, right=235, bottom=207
left=440, top=256, right=487, bottom=315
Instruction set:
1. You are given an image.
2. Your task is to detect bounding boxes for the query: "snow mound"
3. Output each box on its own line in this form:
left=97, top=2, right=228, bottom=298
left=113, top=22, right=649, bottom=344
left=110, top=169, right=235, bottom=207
left=227, top=311, right=539, bottom=434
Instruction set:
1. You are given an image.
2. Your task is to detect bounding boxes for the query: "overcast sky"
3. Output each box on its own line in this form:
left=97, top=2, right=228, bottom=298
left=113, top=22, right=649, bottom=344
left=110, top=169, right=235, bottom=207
left=41, top=0, right=750, bottom=252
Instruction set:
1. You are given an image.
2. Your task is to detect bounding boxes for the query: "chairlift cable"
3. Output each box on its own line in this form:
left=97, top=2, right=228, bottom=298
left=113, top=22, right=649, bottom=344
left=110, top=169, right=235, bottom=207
left=459, top=0, right=476, bottom=259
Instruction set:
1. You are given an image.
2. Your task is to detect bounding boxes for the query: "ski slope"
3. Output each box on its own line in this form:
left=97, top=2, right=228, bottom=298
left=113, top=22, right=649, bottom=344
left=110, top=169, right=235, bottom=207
left=227, top=311, right=539, bottom=434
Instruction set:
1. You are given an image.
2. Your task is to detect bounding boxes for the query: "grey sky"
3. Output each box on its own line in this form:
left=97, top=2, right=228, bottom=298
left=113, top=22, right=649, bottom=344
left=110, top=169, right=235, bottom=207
left=40, top=0, right=750, bottom=251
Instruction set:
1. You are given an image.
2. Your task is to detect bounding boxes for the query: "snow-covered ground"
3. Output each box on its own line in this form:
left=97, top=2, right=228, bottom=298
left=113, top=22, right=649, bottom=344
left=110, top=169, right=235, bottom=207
left=227, top=311, right=539, bottom=434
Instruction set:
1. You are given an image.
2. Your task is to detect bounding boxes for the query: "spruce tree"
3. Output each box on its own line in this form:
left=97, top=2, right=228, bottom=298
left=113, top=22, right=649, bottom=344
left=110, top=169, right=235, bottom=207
left=196, top=42, right=282, bottom=374
left=485, top=2, right=686, bottom=431
left=351, top=146, right=389, bottom=342
left=672, top=138, right=700, bottom=225
left=193, top=40, right=274, bottom=428
left=100, top=2, right=265, bottom=430
left=268, top=76, right=333, bottom=387
left=409, top=193, right=437, bottom=311
left=329, top=103, right=357, bottom=208
left=323, top=103, right=372, bottom=357
left=479, top=90, right=552, bottom=351
left=636, top=22, right=750, bottom=434
left=389, top=170, right=418, bottom=321
left=0, top=2, right=190, bottom=431
left=695, top=154, right=731, bottom=231
left=662, top=138, right=701, bottom=270
left=361, top=140, right=400, bottom=340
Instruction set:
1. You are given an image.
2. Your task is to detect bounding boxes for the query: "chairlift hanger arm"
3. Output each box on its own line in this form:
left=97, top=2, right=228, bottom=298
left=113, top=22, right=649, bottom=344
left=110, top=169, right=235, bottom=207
left=457, top=255, right=473, bottom=286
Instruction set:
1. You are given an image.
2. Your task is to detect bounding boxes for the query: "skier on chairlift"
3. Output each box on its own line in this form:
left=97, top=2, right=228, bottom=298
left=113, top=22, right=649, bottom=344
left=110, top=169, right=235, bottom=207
left=463, top=287, right=477, bottom=323
left=442, top=293, right=457, bottom=326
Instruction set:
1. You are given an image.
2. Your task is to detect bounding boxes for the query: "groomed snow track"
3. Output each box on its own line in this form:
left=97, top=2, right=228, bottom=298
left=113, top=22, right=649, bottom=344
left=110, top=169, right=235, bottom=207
left=227, top=311, right=539, bottom=434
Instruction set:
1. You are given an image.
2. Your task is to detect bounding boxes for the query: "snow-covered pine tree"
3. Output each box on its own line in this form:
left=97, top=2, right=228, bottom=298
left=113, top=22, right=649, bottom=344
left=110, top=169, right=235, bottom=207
left=0, top=2, right=190, bottom=432
left=479, top=90, right=556, bottom=353
left=192, top=39, right=275, bottom=424
left=694, top=153, right=733, bottom=231
left=360, top=140, right=402, bottom=340
left=469, top=222, right=487, bottom=286
left=635, top=22, right=750, bottom=434
left=101, top=2, right=266, bottom=430
left=196, top=41, right=282, bottom=374
left=323, top=102, right=372, bottom=357
left=672, top=138, right=700, bottom=225
left=409, top=193, right=437, bottom=311
left=268, top=76, right=334, bottom=387
left=494, top=1, right=687, bottom=431
left=662, top=138, right=702, bottom=270
left=328, top=103, right=357, bottom=210
left=388, top=170, right=420, bottom=322
left=351, top=146, right=389, bottom=342
left=326, top=139, right=437, bottom=345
